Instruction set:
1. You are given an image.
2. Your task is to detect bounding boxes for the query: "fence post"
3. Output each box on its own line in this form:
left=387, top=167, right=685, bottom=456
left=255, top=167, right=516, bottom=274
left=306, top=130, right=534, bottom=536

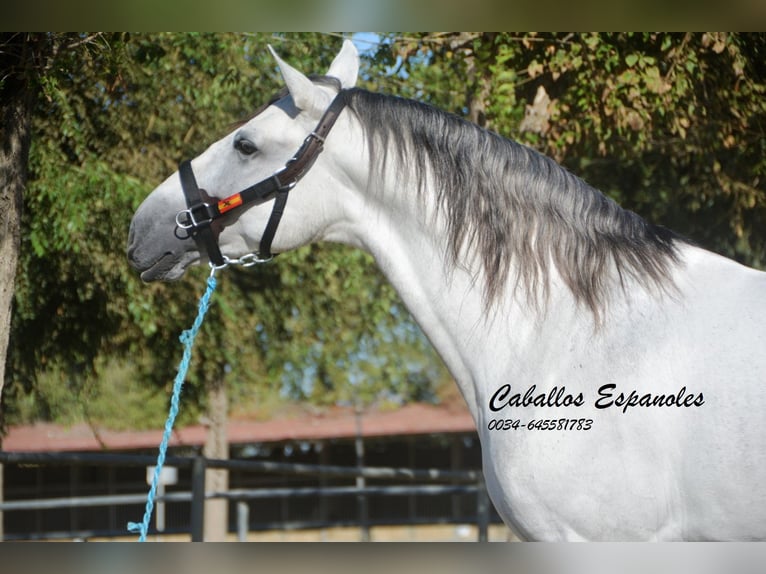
left=236, top=501, right=249, bottom=542
left=476, top=474, right=489, bottom=542
left=354, top=402, right=370, bottom=542
left=190, top=455, right=206, bottom=542
left=0, top=459, right=4, bottom=542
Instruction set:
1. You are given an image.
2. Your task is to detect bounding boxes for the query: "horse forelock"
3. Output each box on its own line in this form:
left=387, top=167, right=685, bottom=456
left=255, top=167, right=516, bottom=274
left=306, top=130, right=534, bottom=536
left=340, top=87, right=683, bottom=318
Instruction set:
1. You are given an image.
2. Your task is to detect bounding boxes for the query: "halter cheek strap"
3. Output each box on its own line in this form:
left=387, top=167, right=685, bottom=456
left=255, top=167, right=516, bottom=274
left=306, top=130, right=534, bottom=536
left=178, top=160, right=225, bottom=266
left=175, top=91, right=347, bottom=267
left=257, top=190, right=289, bottom=261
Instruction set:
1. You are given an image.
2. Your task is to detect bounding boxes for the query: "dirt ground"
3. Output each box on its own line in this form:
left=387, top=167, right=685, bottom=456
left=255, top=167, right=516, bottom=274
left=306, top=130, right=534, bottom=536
left=239, top=524, right=517, bottom=542
left=92, top=523, right=518, bottom=542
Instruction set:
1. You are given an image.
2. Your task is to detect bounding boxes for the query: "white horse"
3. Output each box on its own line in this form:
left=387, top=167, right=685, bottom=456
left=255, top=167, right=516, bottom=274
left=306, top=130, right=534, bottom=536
left=128, top=40, right=766, bottom=541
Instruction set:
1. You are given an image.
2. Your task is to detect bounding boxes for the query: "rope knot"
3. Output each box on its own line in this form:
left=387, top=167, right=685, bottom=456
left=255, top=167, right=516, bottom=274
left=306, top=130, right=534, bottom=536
left=179, top=329, right=193, bottom=345
left=126, top=522, right=142, bottom=533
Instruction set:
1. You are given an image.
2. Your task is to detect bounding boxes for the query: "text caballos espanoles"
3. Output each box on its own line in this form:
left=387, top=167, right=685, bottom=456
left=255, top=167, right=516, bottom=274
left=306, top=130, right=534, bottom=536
left=488, top=383, right=705, bottom=414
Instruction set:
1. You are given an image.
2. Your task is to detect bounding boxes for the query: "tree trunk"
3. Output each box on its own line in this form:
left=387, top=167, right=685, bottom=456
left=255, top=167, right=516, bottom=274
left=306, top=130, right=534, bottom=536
left=0, top=35, right=37, bottom=543
left=202, top=378, right=229, bottom=541
left=0, top=36, right=34, bottom=412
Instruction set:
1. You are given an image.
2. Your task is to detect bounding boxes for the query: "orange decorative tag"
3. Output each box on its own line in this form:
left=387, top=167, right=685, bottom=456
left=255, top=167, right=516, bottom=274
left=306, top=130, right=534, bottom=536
left=218, top=194, right=243, bottom=214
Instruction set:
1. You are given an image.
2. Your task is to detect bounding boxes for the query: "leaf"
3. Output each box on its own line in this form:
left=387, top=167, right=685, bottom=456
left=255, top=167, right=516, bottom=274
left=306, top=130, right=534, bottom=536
left=625, top=54, right=639, bottom=67
left=527, top=60, right=544, bottom=78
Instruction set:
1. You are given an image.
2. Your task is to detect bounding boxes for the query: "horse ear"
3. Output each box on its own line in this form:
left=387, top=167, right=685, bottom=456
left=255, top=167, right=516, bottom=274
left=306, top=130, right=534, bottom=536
left=327, top=39, right=358, bottom=88
left=268, top=44, right=323, bottom=113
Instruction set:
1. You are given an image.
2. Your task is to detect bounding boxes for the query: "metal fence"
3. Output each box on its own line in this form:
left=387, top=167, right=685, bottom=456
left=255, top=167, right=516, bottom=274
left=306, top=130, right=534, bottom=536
left=0, top=451, right=493, bottom=541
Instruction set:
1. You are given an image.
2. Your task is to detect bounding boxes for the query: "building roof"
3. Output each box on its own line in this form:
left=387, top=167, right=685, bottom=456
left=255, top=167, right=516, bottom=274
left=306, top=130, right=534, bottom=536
left=1, top=402, right=476, bottom=453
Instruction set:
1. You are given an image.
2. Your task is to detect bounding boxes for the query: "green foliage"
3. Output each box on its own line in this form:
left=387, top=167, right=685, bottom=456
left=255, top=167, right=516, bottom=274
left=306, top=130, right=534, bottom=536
left=6, top=358, right=170, bottom=430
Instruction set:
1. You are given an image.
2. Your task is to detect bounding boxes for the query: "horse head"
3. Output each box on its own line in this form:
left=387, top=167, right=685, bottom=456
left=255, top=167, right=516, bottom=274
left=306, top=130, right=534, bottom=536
left=127, top=40, right=359, bottom=281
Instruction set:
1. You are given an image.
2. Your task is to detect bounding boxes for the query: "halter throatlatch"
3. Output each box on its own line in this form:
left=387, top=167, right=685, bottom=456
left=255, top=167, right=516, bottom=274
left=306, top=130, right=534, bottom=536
left=175, top=91, right=348, bottom=269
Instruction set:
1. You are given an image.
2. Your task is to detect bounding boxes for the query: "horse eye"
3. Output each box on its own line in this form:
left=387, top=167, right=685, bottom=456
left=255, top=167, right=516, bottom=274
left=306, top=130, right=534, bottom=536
left=234, top=138, right=258, bottom=156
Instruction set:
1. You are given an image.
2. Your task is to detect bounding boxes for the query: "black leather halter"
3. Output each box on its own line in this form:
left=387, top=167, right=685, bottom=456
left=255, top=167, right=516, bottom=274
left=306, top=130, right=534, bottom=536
left=175, top=91, right=347, bottom=267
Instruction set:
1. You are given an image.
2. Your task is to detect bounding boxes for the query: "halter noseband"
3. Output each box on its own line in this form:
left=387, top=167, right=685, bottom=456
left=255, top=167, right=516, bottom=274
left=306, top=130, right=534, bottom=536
left=175, top=91, right=347, bottom=268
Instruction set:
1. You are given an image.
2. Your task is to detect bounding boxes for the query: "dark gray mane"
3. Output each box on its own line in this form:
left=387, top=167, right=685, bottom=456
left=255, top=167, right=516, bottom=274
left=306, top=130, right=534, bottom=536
left=337, top=87, right=682, bottom=317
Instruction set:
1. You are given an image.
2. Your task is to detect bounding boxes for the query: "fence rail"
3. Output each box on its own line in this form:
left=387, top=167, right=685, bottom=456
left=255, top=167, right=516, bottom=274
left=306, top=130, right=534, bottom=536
left=0, top=451, right=491, bottom=541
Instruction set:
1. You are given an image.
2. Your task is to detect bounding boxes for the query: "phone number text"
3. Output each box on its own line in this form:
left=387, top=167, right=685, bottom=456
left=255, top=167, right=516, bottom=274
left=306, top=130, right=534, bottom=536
left=487, top=418, right=593, bottom=431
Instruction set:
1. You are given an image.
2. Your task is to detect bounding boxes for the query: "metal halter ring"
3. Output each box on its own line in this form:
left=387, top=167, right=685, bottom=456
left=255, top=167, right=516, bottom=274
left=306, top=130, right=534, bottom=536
left=175, top=209, right=195, bottom=230
left=208, top=259, right=229, bottom=277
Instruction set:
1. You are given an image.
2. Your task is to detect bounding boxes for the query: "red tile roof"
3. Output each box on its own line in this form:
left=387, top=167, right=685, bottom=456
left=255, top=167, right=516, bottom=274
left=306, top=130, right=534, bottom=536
left=1, top=402, right=476, bottom=453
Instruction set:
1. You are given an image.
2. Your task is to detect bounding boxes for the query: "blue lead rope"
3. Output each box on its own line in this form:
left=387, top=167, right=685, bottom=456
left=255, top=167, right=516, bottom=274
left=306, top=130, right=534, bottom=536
left=127, top=273, right=218, bottom=541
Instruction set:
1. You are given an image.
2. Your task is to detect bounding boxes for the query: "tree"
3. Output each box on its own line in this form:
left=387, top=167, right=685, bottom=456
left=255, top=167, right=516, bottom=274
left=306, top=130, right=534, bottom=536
left=0, top=31, right=81, bottom=543
left=0, top=34, right=52, bottom=410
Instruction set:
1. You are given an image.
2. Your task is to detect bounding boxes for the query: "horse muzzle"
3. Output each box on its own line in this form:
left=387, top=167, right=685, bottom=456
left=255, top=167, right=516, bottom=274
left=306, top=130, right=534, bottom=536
left=127, top=195, right=199, bottom=282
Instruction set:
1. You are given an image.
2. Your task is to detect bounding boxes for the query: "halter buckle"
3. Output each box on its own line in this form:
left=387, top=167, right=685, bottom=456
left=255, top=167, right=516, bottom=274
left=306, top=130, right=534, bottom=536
left=175, top=201, right=216, bottom=231
left=270, top=173, right=298, bottom=193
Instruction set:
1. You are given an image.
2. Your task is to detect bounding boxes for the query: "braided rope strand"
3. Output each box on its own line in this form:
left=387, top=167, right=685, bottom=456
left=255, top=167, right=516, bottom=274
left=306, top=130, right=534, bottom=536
left=127, top=274, right=218, bottom=541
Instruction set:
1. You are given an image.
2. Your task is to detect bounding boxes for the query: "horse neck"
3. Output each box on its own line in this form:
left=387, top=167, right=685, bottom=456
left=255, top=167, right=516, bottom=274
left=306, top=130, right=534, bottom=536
left=332, top=132, right=585, bottom=415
